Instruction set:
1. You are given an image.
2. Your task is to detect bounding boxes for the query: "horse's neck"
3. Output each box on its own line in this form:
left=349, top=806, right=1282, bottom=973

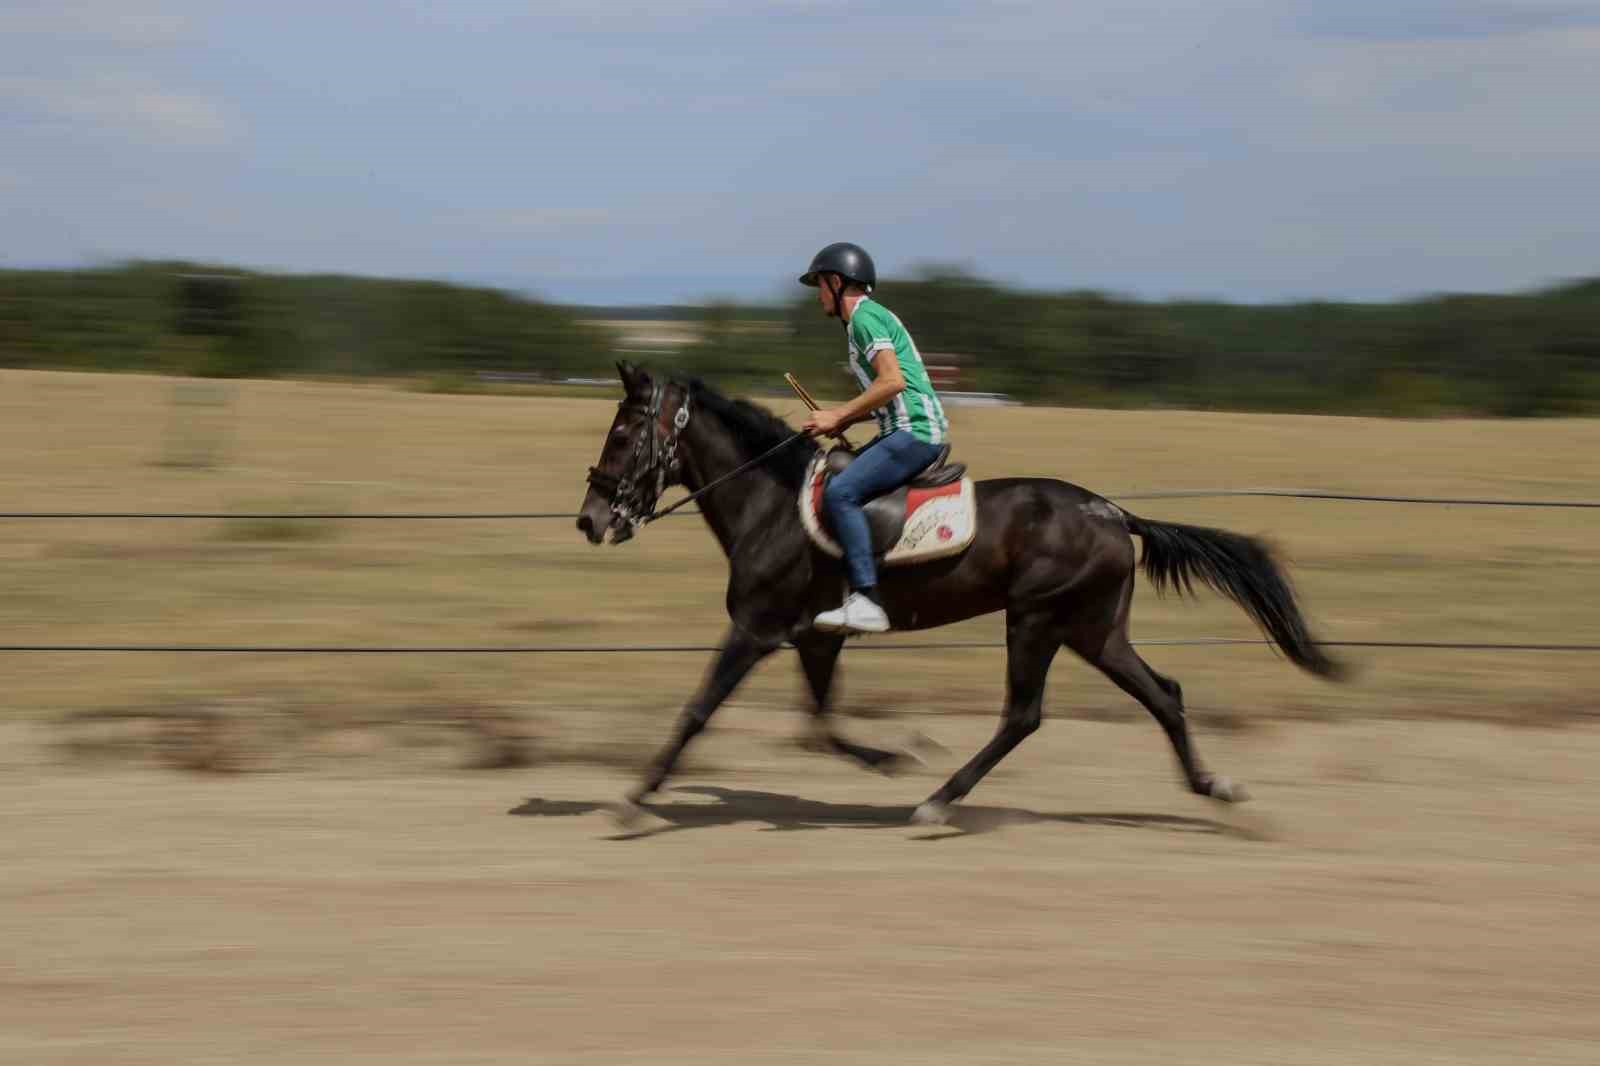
left=679, top=419, right=797, bottom=558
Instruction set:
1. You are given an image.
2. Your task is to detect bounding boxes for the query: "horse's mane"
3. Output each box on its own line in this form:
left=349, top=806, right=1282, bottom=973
left=679, top=376, right=817, bottom=487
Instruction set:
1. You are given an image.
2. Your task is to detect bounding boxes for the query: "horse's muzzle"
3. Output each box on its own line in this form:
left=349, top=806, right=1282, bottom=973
left=577, top=502, right=633, bottom=546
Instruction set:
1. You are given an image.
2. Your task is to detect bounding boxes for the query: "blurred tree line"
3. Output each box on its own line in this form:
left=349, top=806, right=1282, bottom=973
left=0, top=261, right=615, bottom=382
left=2, top=261, right=1597, bottom=416
left=681, top=267, right=1600, bottom=417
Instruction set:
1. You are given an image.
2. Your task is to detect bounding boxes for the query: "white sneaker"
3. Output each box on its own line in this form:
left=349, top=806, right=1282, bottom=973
left=814, top=592, right=890, bottom=635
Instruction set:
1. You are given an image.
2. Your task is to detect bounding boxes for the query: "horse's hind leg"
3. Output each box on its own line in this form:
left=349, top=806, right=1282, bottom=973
left=1076, top=628, right=1247, bottom=803
left=912, top=609, right=1061, bottom=825
left=794, top=632, right=913, bottom=772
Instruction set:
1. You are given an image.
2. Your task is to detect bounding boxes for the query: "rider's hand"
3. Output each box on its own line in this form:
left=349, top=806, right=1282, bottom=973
left=803, top=408, right=846, bottom=438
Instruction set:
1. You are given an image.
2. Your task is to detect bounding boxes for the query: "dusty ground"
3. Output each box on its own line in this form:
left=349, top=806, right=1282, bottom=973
left=4, top=715, right=1600, bottom=1065
left=2, top=369, right=1598, bottom=1062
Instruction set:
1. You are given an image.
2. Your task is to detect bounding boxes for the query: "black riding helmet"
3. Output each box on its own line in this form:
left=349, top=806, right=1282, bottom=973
left=799, top=242, right=876, bottom=291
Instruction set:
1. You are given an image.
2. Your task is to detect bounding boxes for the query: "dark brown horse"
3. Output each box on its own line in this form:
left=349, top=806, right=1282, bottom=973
left=578, top=363, right=1343, bottom=825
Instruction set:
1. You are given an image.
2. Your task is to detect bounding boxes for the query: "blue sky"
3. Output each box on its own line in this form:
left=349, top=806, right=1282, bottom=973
left=3, top=1, right=1598, bottom=304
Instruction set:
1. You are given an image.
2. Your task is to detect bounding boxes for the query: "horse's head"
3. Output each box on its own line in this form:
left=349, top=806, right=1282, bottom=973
left=577, top=362, right=692, bottom=545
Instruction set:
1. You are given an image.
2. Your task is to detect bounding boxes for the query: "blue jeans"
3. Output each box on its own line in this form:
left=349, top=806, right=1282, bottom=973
left=822, top=431, right=945, bottom=591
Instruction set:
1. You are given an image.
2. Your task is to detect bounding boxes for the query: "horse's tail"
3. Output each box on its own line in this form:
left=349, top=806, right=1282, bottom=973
left=1125, top=514, right=1346, bottom=680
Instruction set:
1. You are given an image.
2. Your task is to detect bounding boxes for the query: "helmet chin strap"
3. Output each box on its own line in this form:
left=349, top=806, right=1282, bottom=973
left=828, top=275, right=851, bottom=330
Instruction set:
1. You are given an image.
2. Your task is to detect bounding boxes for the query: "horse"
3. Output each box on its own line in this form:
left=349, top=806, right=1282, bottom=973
left=577, top=362, right=1344, bottom=825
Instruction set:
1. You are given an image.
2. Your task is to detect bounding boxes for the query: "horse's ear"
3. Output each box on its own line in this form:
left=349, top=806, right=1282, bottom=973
left=616, top=360, right=651, bottom=396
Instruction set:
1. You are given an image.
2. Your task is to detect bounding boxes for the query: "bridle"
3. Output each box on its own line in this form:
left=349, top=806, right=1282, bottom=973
left=586, top=381, right=692, bottom=541
left=585, top=379, right=810, bottom=542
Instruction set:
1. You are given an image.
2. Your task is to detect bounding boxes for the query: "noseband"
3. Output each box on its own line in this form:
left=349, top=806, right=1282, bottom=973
left=586, top=382, right=692, bottom=536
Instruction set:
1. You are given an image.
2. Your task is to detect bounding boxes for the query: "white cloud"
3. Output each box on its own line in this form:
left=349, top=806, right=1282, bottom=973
left=1279, top=25, right=1600, bottom=159
left=1294, top=1, right=1600, bottom=43
left=0, top=1, right=195, bottom=44
left=524, top=0, right=825, bottom=17
left=0, top=72, right=236, bottom=147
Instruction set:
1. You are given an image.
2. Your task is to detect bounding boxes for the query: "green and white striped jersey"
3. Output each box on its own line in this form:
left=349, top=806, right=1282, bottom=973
left=846, top=298, right=950, bottom=445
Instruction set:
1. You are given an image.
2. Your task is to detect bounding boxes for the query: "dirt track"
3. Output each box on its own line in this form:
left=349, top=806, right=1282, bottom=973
left=4, top=370, right=1597, bottom=1061
left=5, top=714, right=1599, bottom=1065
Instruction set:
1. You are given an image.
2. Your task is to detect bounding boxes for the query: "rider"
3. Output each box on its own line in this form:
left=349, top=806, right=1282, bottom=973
left=799, top=242, right=951, bottom=635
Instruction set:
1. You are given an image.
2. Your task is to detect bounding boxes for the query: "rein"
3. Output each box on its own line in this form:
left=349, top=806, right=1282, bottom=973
left=587, top=380, right=809, bottom=535
left=643, top=429, right=809, bottom=524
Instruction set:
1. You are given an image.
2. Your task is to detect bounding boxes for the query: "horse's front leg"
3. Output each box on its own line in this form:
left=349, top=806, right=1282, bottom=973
left=624, top=627, right=779, bottom=809
left=794, top=631, right=922, bottom=772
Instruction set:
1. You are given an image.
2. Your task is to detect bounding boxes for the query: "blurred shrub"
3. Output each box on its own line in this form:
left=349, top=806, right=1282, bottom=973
left=216, top=515, right=341, bottom=543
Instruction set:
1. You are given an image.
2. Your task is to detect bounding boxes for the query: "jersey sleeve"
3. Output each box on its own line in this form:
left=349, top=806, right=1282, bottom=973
left=850, top=306, right=896, bottom=362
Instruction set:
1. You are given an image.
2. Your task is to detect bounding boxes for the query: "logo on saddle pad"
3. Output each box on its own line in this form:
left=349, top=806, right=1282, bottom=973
left=798, top=451, right=977, bottom=566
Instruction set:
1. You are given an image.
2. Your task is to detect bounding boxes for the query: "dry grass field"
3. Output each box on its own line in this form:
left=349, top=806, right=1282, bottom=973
left=2, top=367, right=1595, bottom=740
left=2, top=368, right=1599, bottom=1064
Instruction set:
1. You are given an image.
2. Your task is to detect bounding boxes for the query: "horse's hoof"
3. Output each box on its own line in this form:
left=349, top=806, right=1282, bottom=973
left=1206, top=776, right=1251, bottom=804
left=612, top=797, right=650, bottom=828
left=877, top=747, right=927, bottom=777
left=911, top=800, right=952, bottom=826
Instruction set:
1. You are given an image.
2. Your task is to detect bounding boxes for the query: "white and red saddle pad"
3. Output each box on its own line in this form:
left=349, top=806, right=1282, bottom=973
left=797, top=453, right=978, bottom=566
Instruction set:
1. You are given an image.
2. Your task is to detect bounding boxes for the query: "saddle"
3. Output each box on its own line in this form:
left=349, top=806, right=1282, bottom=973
left=798, top=444, right=978, bottom=566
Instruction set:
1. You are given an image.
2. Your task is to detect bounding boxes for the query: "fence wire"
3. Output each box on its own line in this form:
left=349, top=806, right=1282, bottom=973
left=3, top=487, right=1599, bottom=520
left=2, top=639, right=1596, bottom=654
left=2, top=486, right=1592, bottom=654
left=1110, top=489, right=1600, bottom=508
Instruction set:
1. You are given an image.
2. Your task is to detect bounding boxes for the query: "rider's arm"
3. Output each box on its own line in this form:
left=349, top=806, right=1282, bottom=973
left=834, top=348, right=905, bottom=429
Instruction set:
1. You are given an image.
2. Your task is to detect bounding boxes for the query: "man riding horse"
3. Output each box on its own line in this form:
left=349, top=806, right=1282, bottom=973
left=576, top=247, right=1344, bottom=828
left=798, top=242, right=950, bottom=635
